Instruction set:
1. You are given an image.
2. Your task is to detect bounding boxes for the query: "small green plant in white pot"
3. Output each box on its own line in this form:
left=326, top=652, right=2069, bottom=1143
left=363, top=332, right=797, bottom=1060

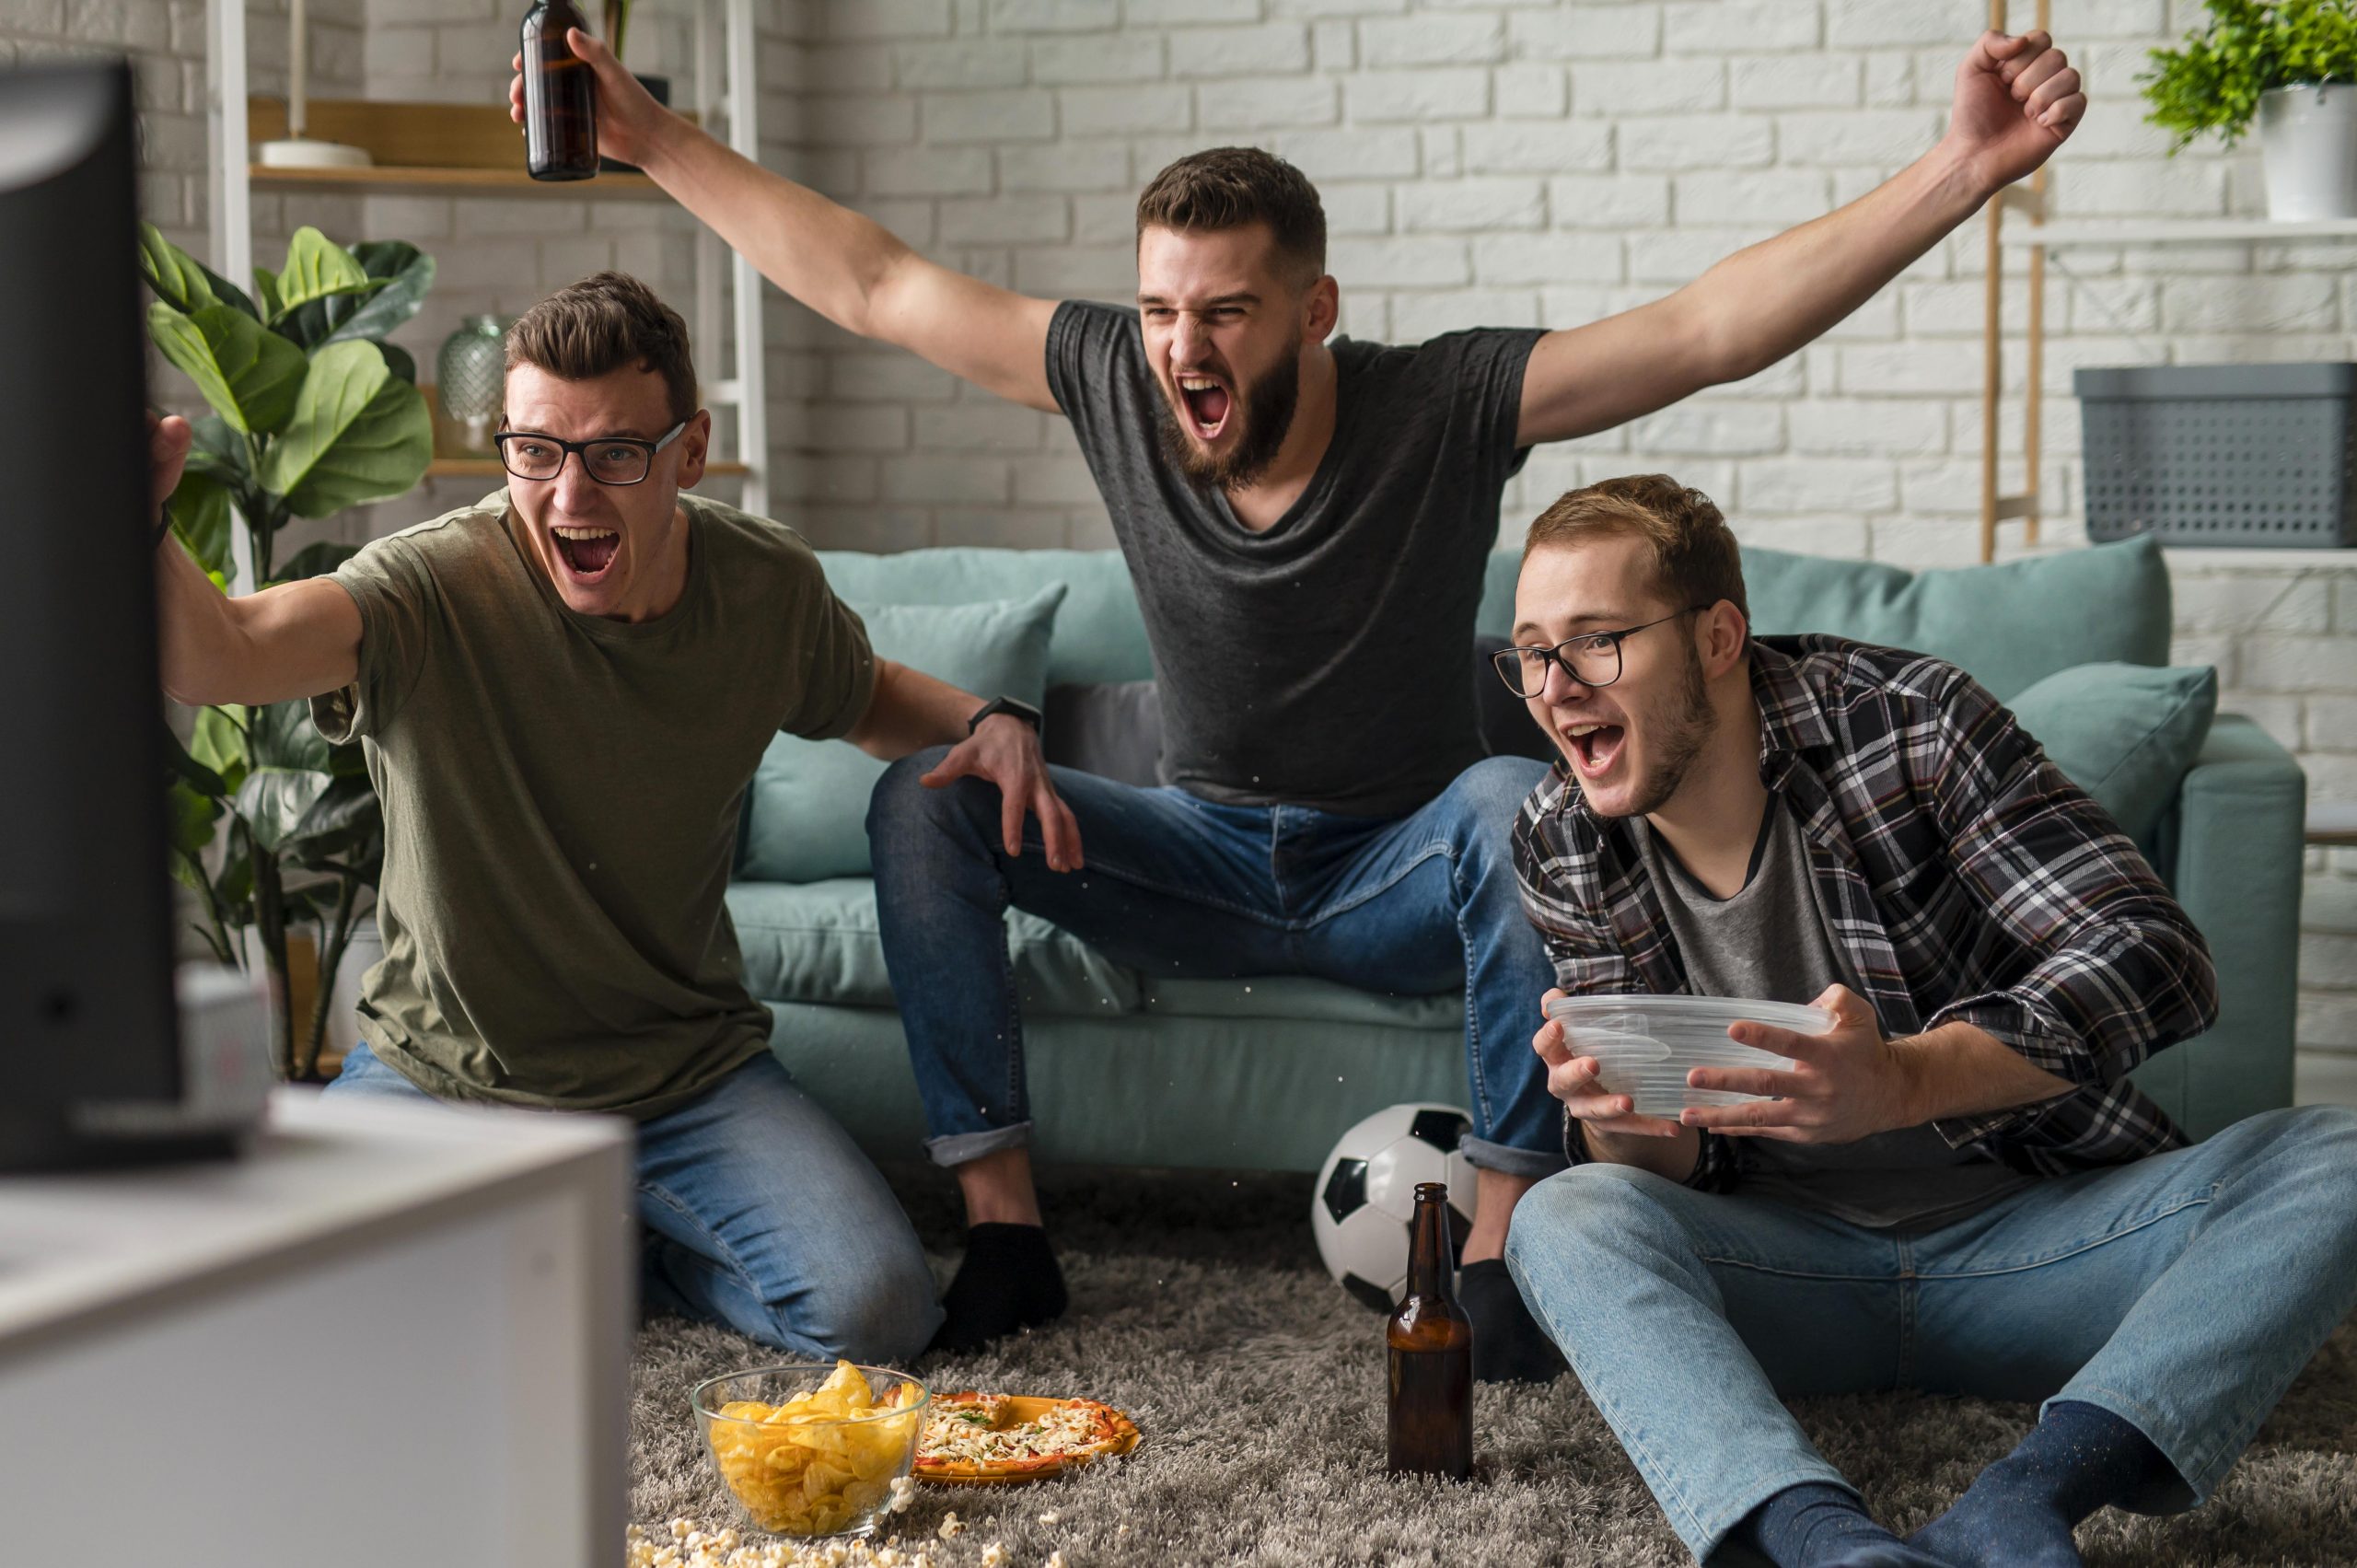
left=2143, top=0, right=2357, bottom=219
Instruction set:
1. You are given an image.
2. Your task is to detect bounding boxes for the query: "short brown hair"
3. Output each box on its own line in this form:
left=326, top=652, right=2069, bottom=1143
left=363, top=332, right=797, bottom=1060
left=1523, top=474, right=1749, bottom=629
left=1135, top=147, right=1326, bottom=284
left=505, top=271, right=697, bottom=426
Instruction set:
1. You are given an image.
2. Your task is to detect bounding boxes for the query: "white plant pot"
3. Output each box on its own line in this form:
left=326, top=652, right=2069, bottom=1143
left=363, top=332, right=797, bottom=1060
left=322, top=916, right=383, bottom=1065
left=2258, top=81, right=2357, bottom=221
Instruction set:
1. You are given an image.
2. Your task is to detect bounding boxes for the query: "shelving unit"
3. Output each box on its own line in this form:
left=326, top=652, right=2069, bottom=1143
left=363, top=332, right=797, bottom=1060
left=203, top=0, right=769, bottom=534
left=1978, top=0, right=2355, bottom=563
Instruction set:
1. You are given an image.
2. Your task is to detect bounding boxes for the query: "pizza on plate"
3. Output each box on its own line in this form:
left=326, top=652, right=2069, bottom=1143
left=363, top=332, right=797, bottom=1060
left=914, top=1392, right=1140, bottom=1483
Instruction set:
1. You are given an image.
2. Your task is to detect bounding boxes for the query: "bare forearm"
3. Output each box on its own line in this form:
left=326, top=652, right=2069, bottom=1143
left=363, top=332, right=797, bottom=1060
left=157, top=536, right=257, bottom=706
left=1687, top=138, right=1987, bottom=382
left=848, top=660, right=981, bottom=761
left=636, top=115, right=913, bottom=341
left=157, top=540, right=360, bottom=707
left=1582, top=1122, right=1702, bottom=1182
left=1896, top=1019, right=2077, bottom=1123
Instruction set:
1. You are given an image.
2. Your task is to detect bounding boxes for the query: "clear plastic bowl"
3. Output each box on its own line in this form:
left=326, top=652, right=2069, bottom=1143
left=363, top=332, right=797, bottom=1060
left=1544, top=994, right=1834, bottom=1117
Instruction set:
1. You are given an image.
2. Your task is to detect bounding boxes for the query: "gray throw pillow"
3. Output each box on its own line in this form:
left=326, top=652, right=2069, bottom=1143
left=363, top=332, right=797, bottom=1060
left=1043, top=679, right=1163, bottom=787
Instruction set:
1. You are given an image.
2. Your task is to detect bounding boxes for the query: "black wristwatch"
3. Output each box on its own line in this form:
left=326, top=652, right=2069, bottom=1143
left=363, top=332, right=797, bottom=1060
left=967, top=695, right=1043, bottom=736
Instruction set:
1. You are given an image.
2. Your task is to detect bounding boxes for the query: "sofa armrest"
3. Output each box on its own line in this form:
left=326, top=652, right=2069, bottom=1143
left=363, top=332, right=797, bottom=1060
left=2131, top=714, right=2307, bottom=1140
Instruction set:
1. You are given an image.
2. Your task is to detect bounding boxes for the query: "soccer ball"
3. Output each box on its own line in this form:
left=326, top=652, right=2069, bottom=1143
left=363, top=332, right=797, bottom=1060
left=1312, top=1102, right=1480, bottom=1312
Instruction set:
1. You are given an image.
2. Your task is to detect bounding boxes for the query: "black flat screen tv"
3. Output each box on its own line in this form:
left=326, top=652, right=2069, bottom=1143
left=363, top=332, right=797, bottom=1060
left=0, top=61, right=257, bottom=1170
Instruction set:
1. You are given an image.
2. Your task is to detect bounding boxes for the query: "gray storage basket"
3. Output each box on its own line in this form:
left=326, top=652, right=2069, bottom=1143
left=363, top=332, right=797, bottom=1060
left=2076, top=363, right=2357, bottom=548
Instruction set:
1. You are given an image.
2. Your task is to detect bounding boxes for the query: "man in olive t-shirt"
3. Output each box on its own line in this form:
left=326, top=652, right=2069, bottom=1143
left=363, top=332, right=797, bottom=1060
left=146, top=273, right=1082, bottom=1361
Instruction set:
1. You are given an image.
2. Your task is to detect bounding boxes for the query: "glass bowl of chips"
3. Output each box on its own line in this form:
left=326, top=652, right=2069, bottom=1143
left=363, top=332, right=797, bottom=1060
left=691, top=1361, right=930, bottom=1539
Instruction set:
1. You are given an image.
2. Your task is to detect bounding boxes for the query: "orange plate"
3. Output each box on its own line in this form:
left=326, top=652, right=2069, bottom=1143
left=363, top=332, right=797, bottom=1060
left=913, top=1395, right=1142, bottom=1486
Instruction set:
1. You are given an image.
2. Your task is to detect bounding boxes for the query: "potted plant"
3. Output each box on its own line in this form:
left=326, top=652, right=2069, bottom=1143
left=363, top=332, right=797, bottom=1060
left=141, top=221, right=435, bottom=1079
left=2143, top=0, right=2357, bottom=219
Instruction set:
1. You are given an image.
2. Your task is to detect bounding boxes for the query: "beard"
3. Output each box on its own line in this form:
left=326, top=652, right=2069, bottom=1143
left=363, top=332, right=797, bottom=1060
left=1617, top=637, right=1716, bottom=819
left=1155, top=351, right=1301, bottom=492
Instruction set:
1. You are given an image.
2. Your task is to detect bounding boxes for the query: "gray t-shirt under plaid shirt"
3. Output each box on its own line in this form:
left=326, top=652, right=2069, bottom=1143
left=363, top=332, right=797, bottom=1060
left=1635, top=796, right=2034, bottom=1231
left=1045, top=299, right=1543, bottom=819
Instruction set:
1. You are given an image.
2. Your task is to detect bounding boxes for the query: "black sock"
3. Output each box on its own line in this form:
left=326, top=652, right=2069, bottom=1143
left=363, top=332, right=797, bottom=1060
left=930, top=1223, right=1067, bottom=1353
left=1908, top=1400, right=2179, bottom=1568
left=1457, top=1259, right=1568, bottom=1384
left=1739, top=1482, right=1955, bottom=1568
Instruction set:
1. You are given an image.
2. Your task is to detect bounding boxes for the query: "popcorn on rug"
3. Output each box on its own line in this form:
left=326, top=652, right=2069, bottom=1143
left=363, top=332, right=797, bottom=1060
left=624, top=1518, right=952, bottom=1568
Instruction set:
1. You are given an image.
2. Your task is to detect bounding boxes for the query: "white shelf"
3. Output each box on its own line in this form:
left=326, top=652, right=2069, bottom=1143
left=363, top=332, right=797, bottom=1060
left=204, top=0, right=767, bottom=521
left=2001, top=216, right=2357, bottom=249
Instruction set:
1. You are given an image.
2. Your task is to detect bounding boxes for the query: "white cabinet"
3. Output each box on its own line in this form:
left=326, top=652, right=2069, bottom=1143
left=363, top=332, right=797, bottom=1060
left=0, top=1088, right=635, bottom=1567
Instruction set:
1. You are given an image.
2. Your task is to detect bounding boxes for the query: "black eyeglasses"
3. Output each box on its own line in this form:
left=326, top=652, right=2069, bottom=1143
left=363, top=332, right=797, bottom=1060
left=494, top=421, right=687, bottom=486
left=1492, top=605, right=1713, bottom=697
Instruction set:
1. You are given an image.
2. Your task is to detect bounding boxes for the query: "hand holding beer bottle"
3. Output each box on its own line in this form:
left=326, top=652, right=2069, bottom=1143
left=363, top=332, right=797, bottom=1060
left=509, top=6, right=678, bottom=176
left=1387, top=1182, right=1474, bottom=1480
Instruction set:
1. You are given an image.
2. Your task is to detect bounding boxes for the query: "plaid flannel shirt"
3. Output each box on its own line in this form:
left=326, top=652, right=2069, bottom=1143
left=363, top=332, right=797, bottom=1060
left=1512, top=634, right=2220, bottom=1187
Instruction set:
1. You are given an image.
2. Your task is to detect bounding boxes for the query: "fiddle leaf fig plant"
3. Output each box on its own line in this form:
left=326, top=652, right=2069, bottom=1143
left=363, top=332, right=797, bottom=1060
left=141, top=221, right=434, bottom=1079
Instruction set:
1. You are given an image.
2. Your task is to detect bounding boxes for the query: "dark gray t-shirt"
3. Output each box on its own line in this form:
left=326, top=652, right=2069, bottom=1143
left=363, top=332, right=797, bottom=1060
left=1635, top=798, right=2034, bottom=1231
left=1045, top=300, right=1543, bottom=819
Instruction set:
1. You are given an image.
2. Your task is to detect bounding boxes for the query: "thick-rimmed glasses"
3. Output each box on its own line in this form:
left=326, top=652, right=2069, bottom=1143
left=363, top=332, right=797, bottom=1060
left=1492, top=606, right=1713, bottom=697
left=494, top=421, right=687, bottom=486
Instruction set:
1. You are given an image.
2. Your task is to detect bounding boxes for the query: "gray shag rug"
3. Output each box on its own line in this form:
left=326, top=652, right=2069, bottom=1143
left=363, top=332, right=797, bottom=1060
left=630, top=1167, right=2357, bottom=1566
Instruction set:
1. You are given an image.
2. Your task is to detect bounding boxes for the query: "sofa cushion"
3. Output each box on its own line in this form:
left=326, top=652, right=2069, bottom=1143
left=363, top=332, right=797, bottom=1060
left=728, top=878, right=1465, bottom=1029
left=1477, top=537, right=2172, bottom=703
left=818, top=548, right=1152, bottom=687
left=2008, top=662, right=2219, bottom=845
left=729, top=877, right=1139, bottom=1015
left=740, top=585, right=1065, bottom=883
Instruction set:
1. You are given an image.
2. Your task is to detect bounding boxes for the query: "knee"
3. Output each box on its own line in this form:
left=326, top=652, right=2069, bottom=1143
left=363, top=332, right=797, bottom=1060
left=2203, top=1106, right=2357, bottom=1225
left=2261, top=1104, right=2357, bottom=1188
left=1504, top=1162, right=1679, bottom=1275
left=866, top=745, right=981, bottom=873
left=1442, top=756, right=1550, bottom=855
left=788, top=1253, right=943, bottom=1367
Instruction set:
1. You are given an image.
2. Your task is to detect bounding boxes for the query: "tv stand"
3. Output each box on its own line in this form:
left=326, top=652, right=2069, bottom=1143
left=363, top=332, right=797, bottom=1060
left=0, top=1087, right=635, bottom=1566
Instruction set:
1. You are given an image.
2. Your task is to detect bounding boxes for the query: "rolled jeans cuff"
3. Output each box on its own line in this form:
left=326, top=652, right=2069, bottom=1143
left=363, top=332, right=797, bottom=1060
left=1461, top=1134, right=1568, bottom=1180
left=925, top=1121, right=1033, bottom=1169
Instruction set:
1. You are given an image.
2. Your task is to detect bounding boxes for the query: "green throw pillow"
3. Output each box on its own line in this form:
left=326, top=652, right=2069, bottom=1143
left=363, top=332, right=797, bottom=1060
left=737, top=584, right=1067, bottom=882
left=2007, top=662, right=2218, bottom=845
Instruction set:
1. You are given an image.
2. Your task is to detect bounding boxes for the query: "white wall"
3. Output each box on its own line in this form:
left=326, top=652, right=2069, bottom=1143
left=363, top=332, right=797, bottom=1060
left=11, top=0, right=2353, bottom=1065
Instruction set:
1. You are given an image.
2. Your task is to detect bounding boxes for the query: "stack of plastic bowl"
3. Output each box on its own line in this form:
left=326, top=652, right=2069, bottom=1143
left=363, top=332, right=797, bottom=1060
left=1543, top=994, right=1834, bottom=1117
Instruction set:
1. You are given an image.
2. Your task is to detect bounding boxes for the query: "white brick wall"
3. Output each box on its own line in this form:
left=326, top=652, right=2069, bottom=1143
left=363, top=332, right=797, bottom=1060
left=16, top=0, right=2356, bottom=1065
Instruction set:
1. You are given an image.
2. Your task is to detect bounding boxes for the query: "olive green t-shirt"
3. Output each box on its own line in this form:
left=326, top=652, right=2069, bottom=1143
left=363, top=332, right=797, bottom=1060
left=312, top=490, right=874, bottom=1119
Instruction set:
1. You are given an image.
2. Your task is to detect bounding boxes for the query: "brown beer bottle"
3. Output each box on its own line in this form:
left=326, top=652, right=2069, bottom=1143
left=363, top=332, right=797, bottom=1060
left=1387, top=1181, right=1473, bottom=1479
left=520, top=0, right=598, bottom=181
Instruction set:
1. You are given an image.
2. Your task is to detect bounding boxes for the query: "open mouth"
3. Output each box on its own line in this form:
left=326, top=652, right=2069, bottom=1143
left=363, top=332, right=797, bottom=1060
left=552, top=523, right=621, bottom=583
left=1176, top=374, right=1231, bottom=440
left=1563, top=722, right=1627, bottom=781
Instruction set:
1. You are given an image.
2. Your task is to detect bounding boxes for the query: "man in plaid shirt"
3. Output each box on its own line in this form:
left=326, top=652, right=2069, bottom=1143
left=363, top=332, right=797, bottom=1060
left=1498, top=476, right=2357, bottom=1568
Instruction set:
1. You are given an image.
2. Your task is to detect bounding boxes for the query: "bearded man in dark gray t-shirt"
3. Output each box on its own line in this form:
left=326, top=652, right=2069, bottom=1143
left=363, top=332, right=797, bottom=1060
left=525, top=21, right=2096, bottom=1368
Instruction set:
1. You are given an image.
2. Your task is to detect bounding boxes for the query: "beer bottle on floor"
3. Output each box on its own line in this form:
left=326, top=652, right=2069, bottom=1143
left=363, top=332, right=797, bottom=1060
left=1387, top=1181, right=1473, bottom=1480
left=520, top=0, right=598, bottom=181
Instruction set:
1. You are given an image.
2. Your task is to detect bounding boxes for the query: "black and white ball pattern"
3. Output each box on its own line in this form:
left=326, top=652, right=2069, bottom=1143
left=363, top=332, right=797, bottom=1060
left=1311, top=1102, right=1480, bottom=1311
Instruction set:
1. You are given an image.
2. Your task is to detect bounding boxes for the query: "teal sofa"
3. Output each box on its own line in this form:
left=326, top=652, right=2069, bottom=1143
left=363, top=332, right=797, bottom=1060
left=726, top=536, right=2305, bottom=1170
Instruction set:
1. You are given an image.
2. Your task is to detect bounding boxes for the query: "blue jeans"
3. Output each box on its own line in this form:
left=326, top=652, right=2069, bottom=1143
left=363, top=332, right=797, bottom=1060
left=866, top=750, right=1562, bottom=1177
left=1504, top=1106, right=2357, bottom=1564
left=325, top=1043, right=942, bottom=1362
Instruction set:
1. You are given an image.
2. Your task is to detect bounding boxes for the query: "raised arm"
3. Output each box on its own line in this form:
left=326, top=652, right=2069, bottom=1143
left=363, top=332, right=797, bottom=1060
left=150, top=415, right=360, bottom=707
left=1515, top=29, right=2086, bottom=447
left=513, top=32, right=1061, bottom=413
